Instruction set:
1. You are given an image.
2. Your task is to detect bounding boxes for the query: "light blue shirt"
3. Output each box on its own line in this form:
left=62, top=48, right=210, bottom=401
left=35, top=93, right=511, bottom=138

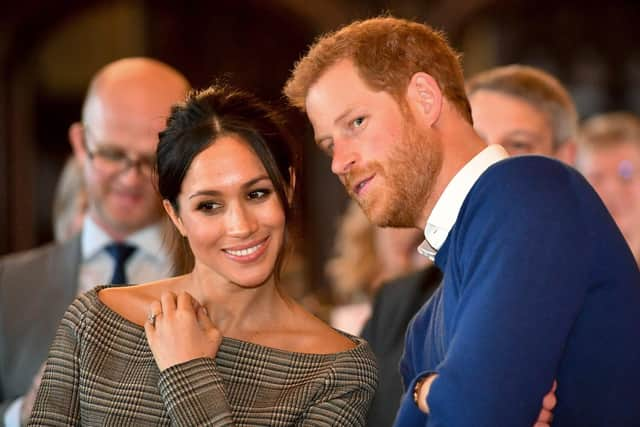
left=78, top=216, right=174, bottom=293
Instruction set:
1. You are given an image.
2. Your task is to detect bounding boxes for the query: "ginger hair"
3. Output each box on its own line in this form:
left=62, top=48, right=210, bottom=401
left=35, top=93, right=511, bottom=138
left=284, top=16, right=472, bottom=123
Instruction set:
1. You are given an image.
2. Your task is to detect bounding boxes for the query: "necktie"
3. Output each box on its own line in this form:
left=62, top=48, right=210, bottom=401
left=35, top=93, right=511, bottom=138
left=105, top=243, right=137, bottom=285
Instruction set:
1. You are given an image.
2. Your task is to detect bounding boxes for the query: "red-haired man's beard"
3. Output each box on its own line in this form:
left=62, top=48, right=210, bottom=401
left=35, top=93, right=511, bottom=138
left=344, top=120, right=442, bottom=228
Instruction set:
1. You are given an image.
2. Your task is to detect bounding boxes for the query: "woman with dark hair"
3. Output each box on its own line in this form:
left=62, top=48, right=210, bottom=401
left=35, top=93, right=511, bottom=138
left=30, top=85, right=377, bottom=426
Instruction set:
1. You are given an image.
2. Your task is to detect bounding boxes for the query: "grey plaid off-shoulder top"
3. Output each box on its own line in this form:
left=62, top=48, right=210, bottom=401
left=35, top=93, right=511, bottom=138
left=28, top=286, right=377, bottom=426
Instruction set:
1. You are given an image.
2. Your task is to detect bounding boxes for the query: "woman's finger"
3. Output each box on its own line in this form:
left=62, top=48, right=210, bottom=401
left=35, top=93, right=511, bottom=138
left=160, top=291, right=177, bottom=315
left=147, top=300, right=163, bottom=327
left=176, top=291, right=194, bottom=312
left=191, top=295, right=201, bottom=311
left=143, top=319, right=155, bottom=343
left=196, top=306, right=214, bottom=330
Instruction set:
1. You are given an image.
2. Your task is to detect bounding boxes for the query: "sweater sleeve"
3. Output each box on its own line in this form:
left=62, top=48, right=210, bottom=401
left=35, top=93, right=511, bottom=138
left=158, top=358, right=236, bottom=426
left=297, top=348, right=377, bottom=426
left=27, top=304, right=83, bottom=426
left=425, top=160, right=602, bottom=426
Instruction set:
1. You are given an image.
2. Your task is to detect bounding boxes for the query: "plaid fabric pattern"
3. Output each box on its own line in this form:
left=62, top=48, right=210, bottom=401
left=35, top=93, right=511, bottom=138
left=28, top=288, right=377, bottom=426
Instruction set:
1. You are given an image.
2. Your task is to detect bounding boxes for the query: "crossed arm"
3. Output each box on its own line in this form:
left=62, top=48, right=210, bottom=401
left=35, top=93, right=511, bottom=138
left=415, top=374, right=557, bottom=426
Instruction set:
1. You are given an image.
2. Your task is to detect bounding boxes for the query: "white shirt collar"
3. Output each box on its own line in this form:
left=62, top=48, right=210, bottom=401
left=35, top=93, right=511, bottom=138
left=81, top=215, right=169, bottom=264
left=418, top=144, right=509, bottom=260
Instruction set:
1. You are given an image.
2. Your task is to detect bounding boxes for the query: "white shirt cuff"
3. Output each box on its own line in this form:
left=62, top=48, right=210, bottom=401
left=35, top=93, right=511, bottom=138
left=4, top=396, right=23, bottom=427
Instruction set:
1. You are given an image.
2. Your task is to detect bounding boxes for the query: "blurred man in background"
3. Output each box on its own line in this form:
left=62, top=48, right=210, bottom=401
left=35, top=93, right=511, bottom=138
left=577, top=112, right=640, bottom=265
left=0, top=57, right=189, bottom=426
left=467, top=64, right=577, bottom=164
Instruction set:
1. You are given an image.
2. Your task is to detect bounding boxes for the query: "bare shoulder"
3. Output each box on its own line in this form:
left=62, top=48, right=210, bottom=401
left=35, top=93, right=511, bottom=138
left=97, top=276, right=184, bottom=326
left=292, top=307, right=357, bottom=354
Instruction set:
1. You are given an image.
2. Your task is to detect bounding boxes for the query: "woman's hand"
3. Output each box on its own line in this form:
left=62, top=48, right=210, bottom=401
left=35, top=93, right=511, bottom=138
left=144, top=291, right=222, bottom=371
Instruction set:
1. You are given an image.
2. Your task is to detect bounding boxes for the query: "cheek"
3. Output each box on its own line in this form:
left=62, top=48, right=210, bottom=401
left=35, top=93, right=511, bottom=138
left=259, top=202, right=287, bottom=234
left=139, top=179, right=157, bottom=196
left=84, top=173, right=109, bottom=203
left=632, top=182, right=640, bottom=201
left=85, top=168, right=105, bottom=188
left=182, top=216, right=223, bottom=247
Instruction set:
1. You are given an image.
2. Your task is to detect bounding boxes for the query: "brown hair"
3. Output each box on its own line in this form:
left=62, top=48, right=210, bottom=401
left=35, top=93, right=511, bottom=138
left=466, top=65, right=578, bottom=150
left=579, top=111, right=640, bottom=150
left=284, top=16, right=472, bottom=123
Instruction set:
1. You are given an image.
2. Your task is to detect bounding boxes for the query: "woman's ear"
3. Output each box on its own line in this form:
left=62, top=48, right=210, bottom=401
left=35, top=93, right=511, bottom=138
left=286, top=167, right=296, bottom=205
left=163, top=199, right=187, bottom=237
left=405, top=72, right=443, bottom=127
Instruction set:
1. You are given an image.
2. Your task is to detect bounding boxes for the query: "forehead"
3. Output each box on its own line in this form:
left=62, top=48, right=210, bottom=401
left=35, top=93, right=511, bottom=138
left=85, top=88, right=180, bottom=152
left=181, top=136, right=267, bottom=191
left=305, top=60, right=394, bottom=128
left=470, top=90, right=550, bottom=131
left=582, top=142, right=640, bottom=164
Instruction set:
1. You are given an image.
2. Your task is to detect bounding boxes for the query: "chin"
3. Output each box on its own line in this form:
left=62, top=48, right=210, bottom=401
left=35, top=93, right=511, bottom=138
left=360, top=200, right=409, bottom=228
left=373, top=209, right=417, bottom=228
left=114, top=217, right=150, bottom=232
left=229, top=271, right=274, bottom=289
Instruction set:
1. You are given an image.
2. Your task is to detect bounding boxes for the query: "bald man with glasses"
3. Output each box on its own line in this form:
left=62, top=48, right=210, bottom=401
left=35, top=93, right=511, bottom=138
left=0, top=57, right=189, bottom=426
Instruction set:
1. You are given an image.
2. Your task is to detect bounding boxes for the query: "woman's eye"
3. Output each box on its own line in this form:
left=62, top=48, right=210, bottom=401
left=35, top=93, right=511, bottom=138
left=197, top=201, right=221, bottom=212
left=248, top=189, right=272, bottom=200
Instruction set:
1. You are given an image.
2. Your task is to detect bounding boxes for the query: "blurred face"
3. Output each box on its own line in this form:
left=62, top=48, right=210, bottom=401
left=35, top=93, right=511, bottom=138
left=70, top=83, right=186, bottom=239
left=167, top=136, right=286, bottom=288
left=305, top=60, right=441, bottom=228
left=374, top=226, right=429, bottom=284
left=80, top=117, right=162, bottom=237
left=469, top=90, right=555, bottom=156
left=72, top=65, right=188, bottom=240
left=580, top=142, right=640, bottom=262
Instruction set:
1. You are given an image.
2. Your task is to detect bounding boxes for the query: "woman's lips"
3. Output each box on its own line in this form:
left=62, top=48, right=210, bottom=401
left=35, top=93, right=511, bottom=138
left=223, top=236, right=270, bottom=263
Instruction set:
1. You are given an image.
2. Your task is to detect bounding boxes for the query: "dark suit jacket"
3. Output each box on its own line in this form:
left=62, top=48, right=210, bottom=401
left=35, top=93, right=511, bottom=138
left=0, top=235, right=81, bottom=419
left=361, top=265, right=442, bottom=427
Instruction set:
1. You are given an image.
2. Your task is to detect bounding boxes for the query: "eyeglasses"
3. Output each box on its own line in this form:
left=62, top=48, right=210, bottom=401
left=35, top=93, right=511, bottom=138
left=83, top=126, right=156, bottom=177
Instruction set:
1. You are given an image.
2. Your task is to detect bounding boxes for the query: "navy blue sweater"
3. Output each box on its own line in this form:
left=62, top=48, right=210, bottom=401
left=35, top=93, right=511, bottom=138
left=394, top=156, right=640, bottom=427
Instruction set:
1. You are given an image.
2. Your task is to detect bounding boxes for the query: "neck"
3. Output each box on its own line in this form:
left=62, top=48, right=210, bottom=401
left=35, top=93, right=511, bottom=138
left=186, top=264, right=289, bottom=336
left=416, top=116, right=487, bottom=228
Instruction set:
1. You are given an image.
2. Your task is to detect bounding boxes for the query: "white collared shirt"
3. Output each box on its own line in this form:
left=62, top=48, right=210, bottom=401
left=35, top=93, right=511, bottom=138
left=418, top=144, right=509, bottom=260
left=78, top=216, right=173, bottom=293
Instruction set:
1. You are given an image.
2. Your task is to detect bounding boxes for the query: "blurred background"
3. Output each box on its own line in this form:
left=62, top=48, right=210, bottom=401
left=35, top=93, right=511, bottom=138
left=1, top=0, right=639, bottom=299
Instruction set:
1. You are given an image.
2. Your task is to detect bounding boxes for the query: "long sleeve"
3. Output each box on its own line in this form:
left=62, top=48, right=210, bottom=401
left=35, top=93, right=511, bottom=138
left=28, top=305, right=82, bottom=426
left=297, top=356, right=377, bottom=427
left=158, top=358, right=235, bottom=426
left=400, top=158, right=640, bottom=426
left=427, top=161, right=595, bottom=425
